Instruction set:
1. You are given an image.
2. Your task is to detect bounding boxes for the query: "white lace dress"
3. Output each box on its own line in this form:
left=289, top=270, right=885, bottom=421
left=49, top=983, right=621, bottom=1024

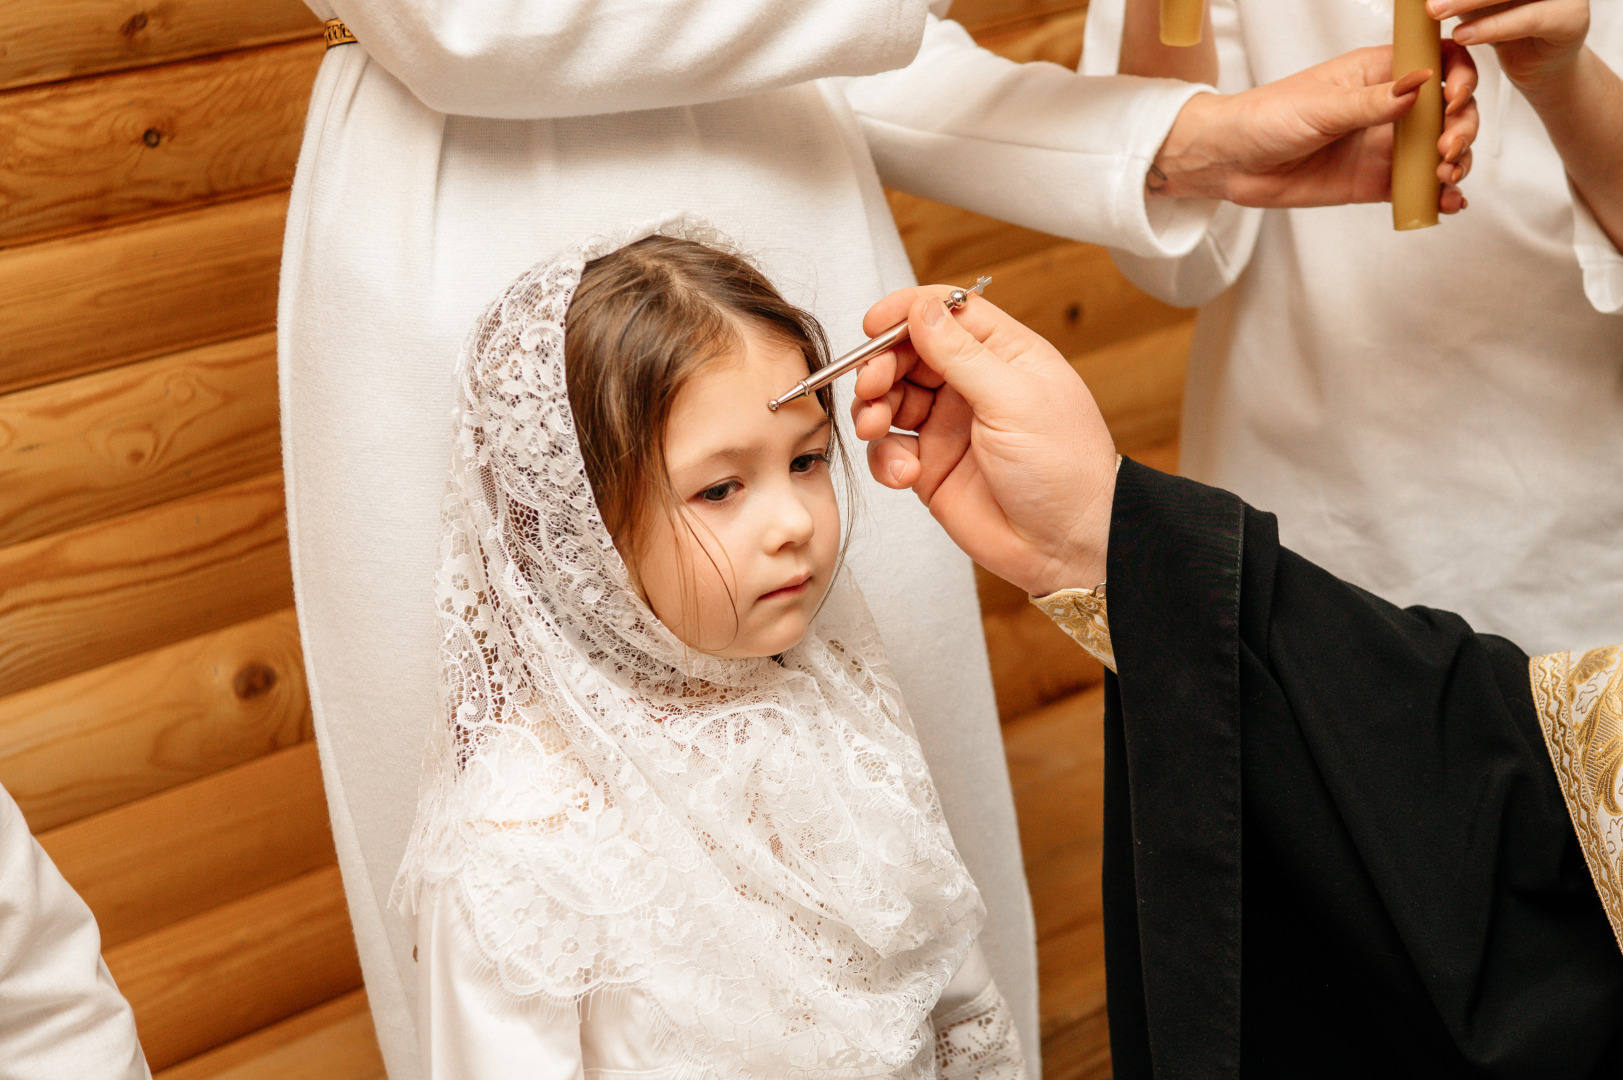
left=417, top=886, right=1024, bottom=1080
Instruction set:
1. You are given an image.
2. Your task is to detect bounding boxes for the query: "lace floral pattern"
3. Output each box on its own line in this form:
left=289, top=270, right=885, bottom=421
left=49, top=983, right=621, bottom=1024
left=392, top=215, right=985, bottom=1078
left=933, top=983, right=1027, bottom=1080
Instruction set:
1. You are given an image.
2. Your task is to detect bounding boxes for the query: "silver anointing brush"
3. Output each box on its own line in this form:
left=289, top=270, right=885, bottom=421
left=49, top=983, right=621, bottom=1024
left=766, top=277, right=991, bottom=412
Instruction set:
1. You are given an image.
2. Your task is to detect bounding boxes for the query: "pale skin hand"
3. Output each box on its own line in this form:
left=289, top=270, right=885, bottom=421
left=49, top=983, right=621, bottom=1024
left=1434, top=0, right=1623, bottom=250
left=1121, top=1, right=1480, bottom=210
left=849, top=288, right=1116, bottom=598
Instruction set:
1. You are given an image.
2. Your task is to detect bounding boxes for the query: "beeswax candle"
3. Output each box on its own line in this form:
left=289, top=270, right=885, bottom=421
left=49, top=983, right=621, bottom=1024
left=1391, top=0, right=1443, bottom=230
left=1160, top=0, right=1204, bottom=46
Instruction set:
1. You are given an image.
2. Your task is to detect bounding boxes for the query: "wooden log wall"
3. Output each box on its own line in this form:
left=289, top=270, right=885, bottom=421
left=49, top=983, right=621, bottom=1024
left=0, top=2, right=1191, bottom=1077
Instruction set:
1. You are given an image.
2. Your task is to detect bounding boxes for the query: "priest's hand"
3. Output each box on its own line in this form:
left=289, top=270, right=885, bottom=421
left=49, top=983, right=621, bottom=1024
left=850, top=287, right=1116, bottom=599
left=1153, top=43, right=1480, bottom=209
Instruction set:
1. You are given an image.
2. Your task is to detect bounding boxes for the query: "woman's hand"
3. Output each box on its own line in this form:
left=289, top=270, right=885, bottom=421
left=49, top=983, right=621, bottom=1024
left=849, top=288, right=1117, bottom=598
left=1153, top=43, right=1480, bottom=209
left=1434, top=0, right=1589, bottom=96
left=1431, top=0, right=1623, bottom=251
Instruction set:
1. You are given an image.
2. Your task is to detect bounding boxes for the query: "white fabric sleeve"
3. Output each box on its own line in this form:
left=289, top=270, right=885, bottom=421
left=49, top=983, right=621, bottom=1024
left=417, top=885, right=585, bottom=1080
left=1571, top=180, right=1623, bottom=314
left=316, top=0, right=931, bottom=119
left=0, top=787, right=150, bottom=1080
left=840, top=16, right=1220, bottom=259
left=1079, top=0, right=1265, bottom=304
left=931, top=941, right=1027, bottom=1079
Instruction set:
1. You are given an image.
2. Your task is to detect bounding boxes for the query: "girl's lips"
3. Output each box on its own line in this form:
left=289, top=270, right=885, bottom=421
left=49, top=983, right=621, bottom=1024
left=759, top=574, right=811, bottom=602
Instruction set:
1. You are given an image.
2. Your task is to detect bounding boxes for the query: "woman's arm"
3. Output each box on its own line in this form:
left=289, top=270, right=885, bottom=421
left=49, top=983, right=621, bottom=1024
left=843, top=17, right=1478, bottom=264
left=1433, top=0, right=1623, bottom=301
left=326, top=0, right=933, bottom=119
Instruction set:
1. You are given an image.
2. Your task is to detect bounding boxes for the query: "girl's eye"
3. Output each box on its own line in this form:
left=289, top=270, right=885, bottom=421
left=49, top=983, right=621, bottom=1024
left=791, top=451, right=827, bottom=474
left=698, top=480, right=740, bottom=503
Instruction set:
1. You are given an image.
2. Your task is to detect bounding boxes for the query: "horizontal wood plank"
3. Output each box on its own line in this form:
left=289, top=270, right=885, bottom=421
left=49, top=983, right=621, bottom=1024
left=1003, top=685, right=1110, bottom=1075
left=1, top=41, right=320, bottom=247
left=156, top=991, right=384, bottom=1080
left=979, top=593, right=1104, bottom=721
left=0, top=333, right=280, bottom=547
left=889, top=192, right=1063, bottom=287
left=1070, top=317, right=1194, bottom=453
left=1007, top=686, right=1106, bottom=939
left=106, top=865, right=363, bottom=1071
left=0, top=191, right=286, bottom=395
left=976, top=8, right=1088, bottom=67
left=949, top=0, right=1090, bottom=33
left=1037, top=925, right=1111, bottom=1080
left=38, top=741, right=333, bottom=947
left=0, top=609, right=309, bottom=833
left=982, top=241, right=1192, bottom=362
left=0, top=0, right=320, bottom=92
left=0, top=472, right=293, bottom=699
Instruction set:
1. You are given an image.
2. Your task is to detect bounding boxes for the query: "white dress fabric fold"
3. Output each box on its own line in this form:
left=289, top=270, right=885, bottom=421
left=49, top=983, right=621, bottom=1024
left=0, top=786, right=149, bottom=1080
left=1085, top=0, right=1623, bottom=656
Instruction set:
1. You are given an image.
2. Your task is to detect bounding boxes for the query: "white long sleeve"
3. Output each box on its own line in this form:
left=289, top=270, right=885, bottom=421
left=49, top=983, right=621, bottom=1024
left=417, top=885, right=585, bottom=1080
left=841, top=16, right=1219, bottom=260
left=311, top=0, right=930, bottom=119
left=1080, top=0, right=1263, bottom=303
left=1572, top=181, right=1623, bottom=314
left=0, top=787, right=149, bottom=1080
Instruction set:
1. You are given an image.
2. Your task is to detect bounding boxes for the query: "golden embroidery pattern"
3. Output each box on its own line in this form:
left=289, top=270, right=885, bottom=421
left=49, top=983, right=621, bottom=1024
left=324, top=19, right=357, bottom=49
left=1032, top=587, right=1114, bottom=673
left=1529, top=645, right=1623, bottom=955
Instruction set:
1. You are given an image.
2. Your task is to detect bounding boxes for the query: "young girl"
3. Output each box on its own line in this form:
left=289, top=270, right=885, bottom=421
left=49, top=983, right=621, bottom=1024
left=392, top=217, right=1026, bottom=1079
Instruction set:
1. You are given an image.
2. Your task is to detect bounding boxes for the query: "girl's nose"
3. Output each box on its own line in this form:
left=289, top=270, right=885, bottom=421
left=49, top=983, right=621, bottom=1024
left=764, top=487, right=816, bottom=552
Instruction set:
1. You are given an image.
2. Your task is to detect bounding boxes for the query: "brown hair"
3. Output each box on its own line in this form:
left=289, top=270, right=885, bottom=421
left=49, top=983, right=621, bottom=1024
left=564, top=234, right=844, bottom=547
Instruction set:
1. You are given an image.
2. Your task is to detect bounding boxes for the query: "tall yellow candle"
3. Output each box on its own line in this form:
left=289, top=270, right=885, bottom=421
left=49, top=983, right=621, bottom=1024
left=1160, top=0, right=1204, bottom=46
left=1391, top=0, right=1443, bottom=230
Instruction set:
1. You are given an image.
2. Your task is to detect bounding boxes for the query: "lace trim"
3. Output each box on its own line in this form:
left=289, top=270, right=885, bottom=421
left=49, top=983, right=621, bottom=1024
left=932, top=981, right=1027, bottom=1080
left=1031, top=587, right=1114, bottom=673
left=1529, top=646, right=1623, bottom=955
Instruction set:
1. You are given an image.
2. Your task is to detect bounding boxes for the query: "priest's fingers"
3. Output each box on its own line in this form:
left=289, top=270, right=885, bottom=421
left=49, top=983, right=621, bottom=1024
left=851, top=377, right=938, bottom=443
left=867, top=433, right=922, bottom=491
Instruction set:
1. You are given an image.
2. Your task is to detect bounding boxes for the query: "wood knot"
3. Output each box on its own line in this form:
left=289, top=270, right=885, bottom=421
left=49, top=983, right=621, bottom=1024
left=142, top=128, right=162, bottom=148
left=122, top=12, right=149, bottom=36
left=233, top=662, right=278, bottom=701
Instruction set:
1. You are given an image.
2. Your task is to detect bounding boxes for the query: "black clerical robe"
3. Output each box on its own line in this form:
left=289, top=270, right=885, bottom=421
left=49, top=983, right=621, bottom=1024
left=1095, top=459, right=1623, bottom=1079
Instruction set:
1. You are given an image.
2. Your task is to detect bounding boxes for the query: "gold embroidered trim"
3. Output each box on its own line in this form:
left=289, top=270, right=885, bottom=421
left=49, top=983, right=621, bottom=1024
left=1529, top=646, right=1623, bottom=955
left=1032, top=587, right=1114, bottom=673
left=324, top=19, right=357, bottom=49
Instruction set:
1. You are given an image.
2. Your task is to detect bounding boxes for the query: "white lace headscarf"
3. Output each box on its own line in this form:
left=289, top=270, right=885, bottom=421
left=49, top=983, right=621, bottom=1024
left=393, top=215, right=984, bottom=1078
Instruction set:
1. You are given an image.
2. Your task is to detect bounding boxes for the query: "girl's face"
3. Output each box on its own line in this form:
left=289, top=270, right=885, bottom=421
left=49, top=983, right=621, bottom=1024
left=627, top=328, right=841, bottom=659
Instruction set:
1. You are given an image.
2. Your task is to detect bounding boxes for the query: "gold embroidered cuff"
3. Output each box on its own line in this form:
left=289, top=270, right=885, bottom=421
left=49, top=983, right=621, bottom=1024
left=1529, top=645, right=1623, bottom=956
left=1032, top=586, right=1114, bottom=673
left=324, top=19, right=357, bottom=49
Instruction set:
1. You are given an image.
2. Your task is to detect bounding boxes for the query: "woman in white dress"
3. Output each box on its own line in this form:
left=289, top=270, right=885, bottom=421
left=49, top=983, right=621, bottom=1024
left=1083, top=0, right=1623, bottom=655
left=278, top=4, right=1477, bottom=1074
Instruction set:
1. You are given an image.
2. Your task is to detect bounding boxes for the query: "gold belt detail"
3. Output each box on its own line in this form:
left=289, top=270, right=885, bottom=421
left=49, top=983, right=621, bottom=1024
left=324, top=19, right=357, bottom=50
